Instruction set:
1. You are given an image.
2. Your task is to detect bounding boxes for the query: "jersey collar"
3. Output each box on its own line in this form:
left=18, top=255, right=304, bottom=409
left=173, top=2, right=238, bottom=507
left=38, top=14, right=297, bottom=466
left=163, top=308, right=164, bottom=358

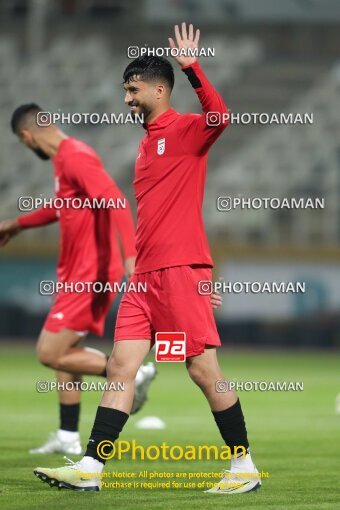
left=143, top=108, right=179, bottom=133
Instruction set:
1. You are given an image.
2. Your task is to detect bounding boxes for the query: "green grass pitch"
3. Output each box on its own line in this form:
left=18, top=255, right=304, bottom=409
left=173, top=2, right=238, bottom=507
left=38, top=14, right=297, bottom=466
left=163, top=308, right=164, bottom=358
left=0, top=344, right=339, bottom=509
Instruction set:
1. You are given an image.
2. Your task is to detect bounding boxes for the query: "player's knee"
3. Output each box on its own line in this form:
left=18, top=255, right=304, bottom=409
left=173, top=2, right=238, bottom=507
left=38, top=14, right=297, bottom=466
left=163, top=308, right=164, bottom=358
left=106, top=353, right=137, bottom=381
left=36, top=344, right=57, bottom=368
left=187, top=362, right=212, bottom=389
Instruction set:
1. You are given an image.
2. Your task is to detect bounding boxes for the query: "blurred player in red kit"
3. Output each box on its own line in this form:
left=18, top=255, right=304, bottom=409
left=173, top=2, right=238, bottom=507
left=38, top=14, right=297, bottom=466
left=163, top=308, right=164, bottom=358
left=33, top=23, right=260, bottom=494
left=0, top=105, right=157, bottom=454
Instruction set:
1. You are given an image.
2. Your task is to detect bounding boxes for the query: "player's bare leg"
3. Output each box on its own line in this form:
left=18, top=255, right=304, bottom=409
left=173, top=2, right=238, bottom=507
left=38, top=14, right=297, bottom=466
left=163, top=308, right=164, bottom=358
left=36, top=328, right=108, bottom=376
left=33, top=328, right=116, bottom=455
left=186, top=347, right=261, bottom=494
left=30, top=327, right=105, bottom=455
left=34, top=339, right=152, bottom=490
left=186, top=346, right=237, bottom=409
left=32, top=331, right=156, bottom=456
left=57, top=370, right=82, bottom=405
left=100, top=339, right=152, bottom=412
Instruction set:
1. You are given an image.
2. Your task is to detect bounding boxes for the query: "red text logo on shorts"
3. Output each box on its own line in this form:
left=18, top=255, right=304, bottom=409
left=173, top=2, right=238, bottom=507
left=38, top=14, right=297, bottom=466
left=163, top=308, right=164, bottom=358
left=155, top=332, right=186, bottom=362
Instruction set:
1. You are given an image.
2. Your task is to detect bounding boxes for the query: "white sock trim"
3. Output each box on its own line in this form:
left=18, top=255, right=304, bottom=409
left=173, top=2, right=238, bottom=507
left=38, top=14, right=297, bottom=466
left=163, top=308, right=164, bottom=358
left=80, top=455, right=104, bottom=474
left=57, top=429, right=80, bottom=442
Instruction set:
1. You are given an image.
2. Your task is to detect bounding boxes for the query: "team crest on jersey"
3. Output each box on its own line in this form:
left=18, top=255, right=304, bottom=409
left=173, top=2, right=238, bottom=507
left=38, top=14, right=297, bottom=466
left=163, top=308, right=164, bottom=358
left=157, top=138, right=165, bottom=155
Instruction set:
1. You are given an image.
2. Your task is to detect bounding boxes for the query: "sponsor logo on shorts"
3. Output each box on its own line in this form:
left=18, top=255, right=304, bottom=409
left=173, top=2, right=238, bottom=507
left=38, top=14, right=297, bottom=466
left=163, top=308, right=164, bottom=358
left=155, top=332, right=186, bottom=362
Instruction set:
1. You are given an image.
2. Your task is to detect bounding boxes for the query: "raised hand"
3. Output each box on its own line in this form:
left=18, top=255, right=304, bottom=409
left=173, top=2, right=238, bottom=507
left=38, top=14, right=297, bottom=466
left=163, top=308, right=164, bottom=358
left=168, top=22, right=200, bottom=67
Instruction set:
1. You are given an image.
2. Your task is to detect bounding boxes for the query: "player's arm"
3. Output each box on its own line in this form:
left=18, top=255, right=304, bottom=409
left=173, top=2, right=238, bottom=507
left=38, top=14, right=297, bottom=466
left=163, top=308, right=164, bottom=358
left=100, top=184, right=137, bottom=278
left=0, top=206, right=59, bottom=247
left=169, top=22, right=229, bottom=153
left=18, top=205, right=59, bottom=228
left=66, top=153, right=137, bottom=278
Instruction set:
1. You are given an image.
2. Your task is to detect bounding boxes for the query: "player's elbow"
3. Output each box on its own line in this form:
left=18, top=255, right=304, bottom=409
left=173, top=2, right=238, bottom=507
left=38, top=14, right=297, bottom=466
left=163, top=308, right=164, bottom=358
left=219, top=102, right=229, bottom=127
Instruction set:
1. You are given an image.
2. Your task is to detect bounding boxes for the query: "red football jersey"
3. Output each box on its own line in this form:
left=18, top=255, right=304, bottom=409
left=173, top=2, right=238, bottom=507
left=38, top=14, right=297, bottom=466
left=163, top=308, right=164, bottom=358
left=133, top=61, right=229, bottom=274
left=18, top=138, right=136, bottom=283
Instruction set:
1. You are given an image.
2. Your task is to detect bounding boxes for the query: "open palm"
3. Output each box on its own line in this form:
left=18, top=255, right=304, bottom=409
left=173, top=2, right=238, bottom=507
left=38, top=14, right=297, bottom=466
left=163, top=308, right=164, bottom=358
left=168, top=22, right=200, bottom=67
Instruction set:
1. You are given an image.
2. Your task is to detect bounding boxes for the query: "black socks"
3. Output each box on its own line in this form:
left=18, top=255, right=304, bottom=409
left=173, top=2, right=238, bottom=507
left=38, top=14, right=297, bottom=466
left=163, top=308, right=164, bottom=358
left=60, top=403, right=80, bottom=432
left=83, top=401, right=247, bottom=464
left=212, top=399, right=249, bottom=454
left=85, top=406, right=129, bottom=463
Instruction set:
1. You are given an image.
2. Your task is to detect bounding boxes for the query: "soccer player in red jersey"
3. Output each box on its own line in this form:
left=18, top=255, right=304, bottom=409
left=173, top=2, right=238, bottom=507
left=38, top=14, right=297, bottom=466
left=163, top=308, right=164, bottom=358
left=33, top=23, right=261, bottom=494
left=0, top=104, right=157, bottom=454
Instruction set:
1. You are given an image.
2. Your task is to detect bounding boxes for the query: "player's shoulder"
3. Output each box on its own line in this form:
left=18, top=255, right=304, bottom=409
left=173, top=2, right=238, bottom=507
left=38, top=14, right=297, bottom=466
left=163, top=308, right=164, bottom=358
left=61, top=137, right=100, bottom=162
left=178, top=112, right=201, bottom=120
left=175, top=112, right=202, bottom=126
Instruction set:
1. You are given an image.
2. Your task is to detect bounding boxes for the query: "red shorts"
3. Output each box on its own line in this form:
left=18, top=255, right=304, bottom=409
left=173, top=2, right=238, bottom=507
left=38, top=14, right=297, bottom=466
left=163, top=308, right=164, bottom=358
left=44, top=284, right=118, bottom=336
left=114, top=265, right=221, bottom=358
